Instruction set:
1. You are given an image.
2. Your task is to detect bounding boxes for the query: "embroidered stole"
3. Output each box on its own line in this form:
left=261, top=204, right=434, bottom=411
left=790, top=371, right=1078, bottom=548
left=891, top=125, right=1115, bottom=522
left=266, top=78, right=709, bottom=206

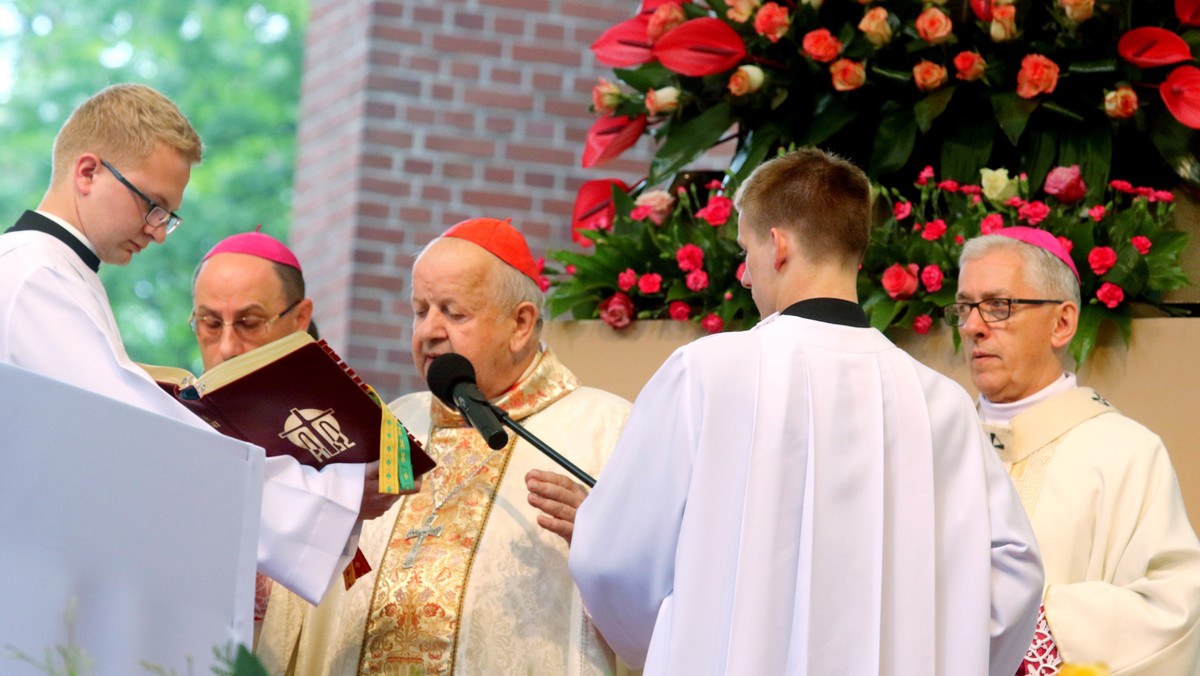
left=358, top=352, right=578, bottom=674
left=982, top=387, right=1115, bottom=514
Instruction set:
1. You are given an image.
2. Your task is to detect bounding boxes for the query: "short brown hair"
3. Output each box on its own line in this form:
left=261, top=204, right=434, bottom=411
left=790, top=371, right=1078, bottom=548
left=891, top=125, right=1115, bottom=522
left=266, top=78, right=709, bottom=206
left=52, top=83, right=202, bottom=183
left=733, top=147, right=871, bottom=265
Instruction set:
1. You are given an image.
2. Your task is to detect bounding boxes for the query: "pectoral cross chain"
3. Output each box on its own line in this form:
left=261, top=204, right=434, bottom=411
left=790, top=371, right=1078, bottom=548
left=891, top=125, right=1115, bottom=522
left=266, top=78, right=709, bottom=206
left=401, top=513, right=443, bottom=569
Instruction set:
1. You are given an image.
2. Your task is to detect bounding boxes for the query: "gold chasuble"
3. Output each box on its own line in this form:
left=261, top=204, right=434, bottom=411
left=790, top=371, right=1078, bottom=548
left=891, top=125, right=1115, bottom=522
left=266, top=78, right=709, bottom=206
left=257, top=348, right=632, bottom=676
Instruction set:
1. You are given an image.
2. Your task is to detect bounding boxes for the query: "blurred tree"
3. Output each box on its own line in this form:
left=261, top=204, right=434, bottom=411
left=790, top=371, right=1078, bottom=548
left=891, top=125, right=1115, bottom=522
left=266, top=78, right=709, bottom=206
left=0, top=0, right=306, bottom=373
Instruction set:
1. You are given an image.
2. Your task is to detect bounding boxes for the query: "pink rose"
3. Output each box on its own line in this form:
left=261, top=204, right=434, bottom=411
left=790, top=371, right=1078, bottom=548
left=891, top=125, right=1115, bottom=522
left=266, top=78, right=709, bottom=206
left=668, top=300, right=691, bottom=321
left=1131, top=236, right=1152, bottom=254
left=599, top=292, right=635, bottom=329
left=980, top=213, right=1004, bottom=234
left=1088, top=205, right=1106, bottom=222
left=1088, top=246, right=1117, bottom=275
left=647, top=2, right=686, bottom=41
left=1059, top=0, right=1094, bottom=23
left=921, top=264, right=944, bottom=292
left=1044, top=165, right=1087, bottom=204
left=1057, top=236, right=1074, bottom=253
left=1105, top=86, right=1138, bottom=119
left=991, top=4, right=1017, bottom=42
left=634, top=189, right=675, bottom=224
left=915, top=7, right=953, bottom=44
left=1018, top=201, right=1051, bottom=225
left=686, top=269, right=709, bottom=292
left=922, top=219, right=948, bottom=240
left=954, top=51, right=987, bottom=81
left=830, top=59, right=866, bottom=92
left=802, top=28, right=842, bottom=63
left=755, top=2, right=792, bottom=44
left=1096, top=282, right=1125, bottom=309
left=882, top=263, right=920, bottom=300
left=913, top=60, right=948, bottom=92
left=728, top=65, right=766, bottom=96
left=592, top=78, right=621, bottom=115
left=894, top=201, right=912, bottom=220
left=676, top=243, right=705, bottom=272
left=696, top=195, right=734, bottom=225
left=1017, top=54, right=1060, bottom=99
left=645, top=86, right=680, bottom=116
left=726, top=0, right=760, bottom=24
left=618, top=268, right=638, bottom=291
left=858, top=7, right=892, bottom=47
left=701, top=313, right=725, bottom=333
left=913, top=314, right=934, bottom=335
left=638, top=272, right=663, bottom=294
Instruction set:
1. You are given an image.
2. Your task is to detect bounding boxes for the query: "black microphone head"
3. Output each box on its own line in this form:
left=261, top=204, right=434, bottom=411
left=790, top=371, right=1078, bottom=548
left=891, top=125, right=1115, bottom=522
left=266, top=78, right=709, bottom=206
left=426, top=353, right=476, bottom=406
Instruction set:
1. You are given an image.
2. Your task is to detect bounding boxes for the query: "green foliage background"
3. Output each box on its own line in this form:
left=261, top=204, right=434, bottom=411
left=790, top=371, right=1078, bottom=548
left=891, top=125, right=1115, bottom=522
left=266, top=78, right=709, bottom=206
left=0, top=0, right=307, bottom=373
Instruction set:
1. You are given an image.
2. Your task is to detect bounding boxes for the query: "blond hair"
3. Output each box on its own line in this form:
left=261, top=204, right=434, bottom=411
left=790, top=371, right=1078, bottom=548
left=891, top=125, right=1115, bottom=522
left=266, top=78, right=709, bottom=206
left=52, top=83, right=202, bottom=183
left=734, top=147, right=871, bottom=265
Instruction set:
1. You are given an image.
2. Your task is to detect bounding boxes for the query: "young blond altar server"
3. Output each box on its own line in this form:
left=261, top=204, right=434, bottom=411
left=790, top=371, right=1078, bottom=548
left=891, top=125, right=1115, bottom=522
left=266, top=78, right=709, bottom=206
left=952, top=228, right=1200, bottom=674
left=0, top=84, right=408, bottom=606
left=570, top=148, right=1045, bottom=675
left=256, top=217, right=635, bottom=675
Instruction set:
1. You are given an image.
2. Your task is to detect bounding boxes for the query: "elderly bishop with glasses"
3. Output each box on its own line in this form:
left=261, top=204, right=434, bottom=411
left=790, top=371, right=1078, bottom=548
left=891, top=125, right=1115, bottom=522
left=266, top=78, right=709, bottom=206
left=0, top=84, right=411, bottom=615
left=951, top=227, right=1200, bottom=675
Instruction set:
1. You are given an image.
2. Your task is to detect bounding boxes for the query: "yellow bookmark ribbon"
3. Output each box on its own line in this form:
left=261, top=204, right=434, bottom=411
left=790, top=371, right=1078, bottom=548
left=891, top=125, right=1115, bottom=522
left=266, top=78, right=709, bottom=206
left=365, top=385, right=414, bottom=494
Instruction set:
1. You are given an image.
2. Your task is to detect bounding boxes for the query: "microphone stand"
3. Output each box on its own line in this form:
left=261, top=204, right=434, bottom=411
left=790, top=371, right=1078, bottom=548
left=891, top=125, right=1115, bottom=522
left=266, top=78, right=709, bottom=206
left=487, top=403, right=596, bottom=487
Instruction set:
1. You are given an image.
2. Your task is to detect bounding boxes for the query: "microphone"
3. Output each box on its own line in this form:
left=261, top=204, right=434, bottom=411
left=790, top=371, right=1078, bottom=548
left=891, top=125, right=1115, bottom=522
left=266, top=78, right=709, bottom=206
left=426, top=354, right=509, bottom=450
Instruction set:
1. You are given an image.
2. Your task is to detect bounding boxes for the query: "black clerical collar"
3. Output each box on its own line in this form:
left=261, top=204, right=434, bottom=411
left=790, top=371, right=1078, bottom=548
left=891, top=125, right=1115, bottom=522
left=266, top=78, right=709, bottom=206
left=5, top=210, right=100, bottom=272
left=780, top=298, right=870, bottom=328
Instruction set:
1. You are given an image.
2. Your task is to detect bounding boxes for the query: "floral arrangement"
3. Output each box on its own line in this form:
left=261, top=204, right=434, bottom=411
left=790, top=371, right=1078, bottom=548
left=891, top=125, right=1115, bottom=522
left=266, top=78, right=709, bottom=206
left=548, top=173, right=757, bottom=332
left=580, top=0, right=1200, bottom=192
left=860, top=163, right=1191, bottom=363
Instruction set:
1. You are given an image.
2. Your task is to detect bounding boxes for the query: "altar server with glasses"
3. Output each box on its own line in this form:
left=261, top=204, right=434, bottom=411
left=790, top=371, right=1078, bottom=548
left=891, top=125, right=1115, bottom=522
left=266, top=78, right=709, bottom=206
left=952, top=226, right=1200, bottom=674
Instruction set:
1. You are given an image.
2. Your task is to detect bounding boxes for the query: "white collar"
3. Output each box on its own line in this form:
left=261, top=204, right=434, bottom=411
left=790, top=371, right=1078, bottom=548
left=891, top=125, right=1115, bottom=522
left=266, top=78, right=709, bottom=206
left=978, top=372, right=1077, bottom=425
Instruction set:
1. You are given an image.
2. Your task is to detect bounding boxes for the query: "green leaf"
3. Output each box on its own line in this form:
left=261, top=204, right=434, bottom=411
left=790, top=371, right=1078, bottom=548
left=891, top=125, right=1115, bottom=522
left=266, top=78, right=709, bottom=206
left=1069, top=303, right=1105, bottom=366
left=800, top=94, right=861, bottom=146
left=1022, top=123, right=1059, bottom=192
left=730, top=125, right=783, bottom=185
left=870, top=108, right=917, bottom=177
left=1101, top=245, right=1149, bottom=295
left=648, top=102, right=736, bottom=185
left=991, top=92, right=1039, bottom=146
left=941, top=117, right=995, bottom=183
left=914, top=87, right=956, bottom=134
left=614, top=63, right=675, bottom=93
left=1057, top=120, right=1112, bottom=202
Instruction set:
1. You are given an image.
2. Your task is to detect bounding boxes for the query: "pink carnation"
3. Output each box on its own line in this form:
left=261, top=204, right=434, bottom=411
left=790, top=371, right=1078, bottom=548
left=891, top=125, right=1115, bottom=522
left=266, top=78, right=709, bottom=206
left=1088, top=205, right=1106, bottom=222
left=701, top=313, right=725, bottom=333
left=686, top=269, right=709, bottom=292
left=894, top=201, right=912, bottom=220
left=1131, top=236, right=1152, bottom=255
left=1057, top=236, right=1074, bottom=253
left=1088, top=246, right=1117, bottom=276
left=1096, top=282, right=1125, bottom=309
left=676, top=243, right=705, bottom=272
left=920, top=265, right=944, bottom=292
left=1018, top=201, right=1051, bottom=225
left=921, top=219, right=947, bottom=240
left=668, top=300, right=691, bottom=321
left=980, top=213, right=1004, bottom=234
left=638, top=272, right=663, bottom=294
left=913, top=314, right=933, bottom=335
left=696, top=195, right=734, bottom=226
left=618, top=268, right=637, bottom=291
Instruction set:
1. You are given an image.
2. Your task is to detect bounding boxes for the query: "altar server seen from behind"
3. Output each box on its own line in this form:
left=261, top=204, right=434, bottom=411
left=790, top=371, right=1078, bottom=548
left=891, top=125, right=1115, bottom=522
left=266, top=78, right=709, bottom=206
left=570, top=147, right=1045, bottom=676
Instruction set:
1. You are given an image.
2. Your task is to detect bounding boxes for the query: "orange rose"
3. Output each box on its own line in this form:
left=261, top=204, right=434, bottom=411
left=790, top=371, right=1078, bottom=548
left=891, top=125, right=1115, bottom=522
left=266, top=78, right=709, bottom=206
left=592, top=78, right=621, bottom=115
left=915, top=7, right=953, bottom=45
left=728, top=65, right=766, bottom=96
left=830, top=59, right=866, bottom=92
left=754, top=2, right=791, bottom=44
left=1104, top=86, right=1138, bottom=119
left=726, top=0, right=760, bottom=24
left=991, top=5, right=1017, bottom=42
left=953, top=51, right=987, bottom=81
left=647, top=2, right=686, bottom=41
left=1059, top=0, right=1094, bottom=23
left=858, top=7, right=892, bottom=47
left=912, top=60, right=948, bottom=92
left=802, top=28, right=843, bottom=63
left=1016, top=54, right=1059, bottom=99
left=645, top=86, right=680, bottom=116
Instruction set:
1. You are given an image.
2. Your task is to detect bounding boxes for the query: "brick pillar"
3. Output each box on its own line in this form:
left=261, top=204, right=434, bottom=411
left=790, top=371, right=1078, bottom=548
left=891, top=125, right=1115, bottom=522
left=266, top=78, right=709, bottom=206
left=291, top=0, right=650, bottom=399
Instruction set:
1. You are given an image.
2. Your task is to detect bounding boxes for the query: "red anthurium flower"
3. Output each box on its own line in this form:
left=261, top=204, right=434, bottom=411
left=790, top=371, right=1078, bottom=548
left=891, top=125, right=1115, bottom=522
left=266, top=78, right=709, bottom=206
left=582, top=114, right=648, bottom=167
left=593, top=16, right=654, bottom=67
left=970, top=0, right=992, bottom=22
left=1178, top=0, right=1200, bottom=27
left=1118, top=27, right=1193, bottom=68
left=571, top=178, right=630, bottom=247
left=1161, top=66, right=1200, bottom=129
left=640, top=0, right=691, bottom=14
left=653, top=18, right=747, bottom=77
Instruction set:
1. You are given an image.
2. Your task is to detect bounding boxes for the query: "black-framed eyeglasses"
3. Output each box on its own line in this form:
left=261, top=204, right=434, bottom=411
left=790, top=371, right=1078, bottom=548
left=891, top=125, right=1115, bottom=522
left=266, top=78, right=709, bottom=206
left=189, top=299, right=303, bottom=341
left=100, top=159, right=182, bottom=234
left=943, top=298, right=1065, bottom=327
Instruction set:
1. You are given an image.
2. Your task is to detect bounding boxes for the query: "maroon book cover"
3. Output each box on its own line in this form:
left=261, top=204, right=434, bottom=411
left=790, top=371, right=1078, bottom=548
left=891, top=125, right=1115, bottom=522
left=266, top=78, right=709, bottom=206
left=149, top=336, right=435, bottom=476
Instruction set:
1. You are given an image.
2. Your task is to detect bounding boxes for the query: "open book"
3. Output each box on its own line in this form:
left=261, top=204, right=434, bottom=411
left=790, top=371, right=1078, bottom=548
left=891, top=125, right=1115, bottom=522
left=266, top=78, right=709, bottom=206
left=141, top=332, right=435, bottom=476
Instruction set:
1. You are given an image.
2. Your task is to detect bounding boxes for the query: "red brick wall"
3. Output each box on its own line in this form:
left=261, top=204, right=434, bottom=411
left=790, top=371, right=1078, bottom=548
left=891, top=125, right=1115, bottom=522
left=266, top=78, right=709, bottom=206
left=291, top=0, right=652, bottom=398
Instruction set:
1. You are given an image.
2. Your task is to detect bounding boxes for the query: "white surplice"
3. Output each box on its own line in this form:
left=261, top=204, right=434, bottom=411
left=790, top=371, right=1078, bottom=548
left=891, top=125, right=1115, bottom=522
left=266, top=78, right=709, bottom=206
left=983, top=385, right=1200, bottom=675
left=0, top=218, right=362, bottom=604
left=570, top=311, right=1044, bottom=676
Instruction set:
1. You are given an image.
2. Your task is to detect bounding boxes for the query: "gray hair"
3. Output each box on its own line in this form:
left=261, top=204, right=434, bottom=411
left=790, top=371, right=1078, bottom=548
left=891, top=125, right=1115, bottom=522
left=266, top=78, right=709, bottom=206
left=417, top=237, right=545, bottom=333
left=960, top=235, right=1081, bottom=307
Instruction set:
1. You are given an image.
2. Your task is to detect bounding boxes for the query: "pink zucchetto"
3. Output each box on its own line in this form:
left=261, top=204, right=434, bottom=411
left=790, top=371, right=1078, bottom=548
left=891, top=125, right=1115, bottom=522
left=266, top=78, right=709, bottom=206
left=441, top=217, right=539, bottom=282
left=201, top=226, right=302, bottom=272
left=993, top=226, right=1080, bottom=282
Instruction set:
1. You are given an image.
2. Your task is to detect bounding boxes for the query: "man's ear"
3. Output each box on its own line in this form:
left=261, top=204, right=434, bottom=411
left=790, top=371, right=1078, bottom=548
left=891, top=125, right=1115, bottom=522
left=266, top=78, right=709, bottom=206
left=292, top=298, right=315, bottom=335
left=1050, top=300, right=1079, bottom=350
left=74, top=154, right=102, bottom=196
left=509, top=301, right=539, bottom=354
left=770, top=227, right=789, bottom=271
